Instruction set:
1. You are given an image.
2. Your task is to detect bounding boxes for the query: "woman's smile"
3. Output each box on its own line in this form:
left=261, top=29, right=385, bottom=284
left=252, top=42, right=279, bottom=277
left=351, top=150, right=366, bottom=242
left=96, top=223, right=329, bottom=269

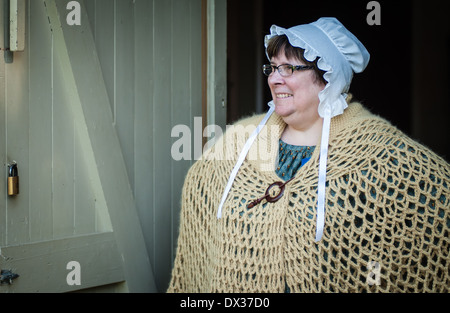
left=276, top=93, right=293, bottom=99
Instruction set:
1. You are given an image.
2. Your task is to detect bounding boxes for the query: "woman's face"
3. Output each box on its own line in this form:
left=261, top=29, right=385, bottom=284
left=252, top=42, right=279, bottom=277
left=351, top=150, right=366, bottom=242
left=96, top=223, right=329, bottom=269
left=268, top=52, right=326, bottom=129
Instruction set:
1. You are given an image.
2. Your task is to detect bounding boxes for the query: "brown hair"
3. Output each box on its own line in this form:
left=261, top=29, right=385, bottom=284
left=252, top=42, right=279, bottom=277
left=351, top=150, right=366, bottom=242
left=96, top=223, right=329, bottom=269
left=266, top=35, right=327, bottom=85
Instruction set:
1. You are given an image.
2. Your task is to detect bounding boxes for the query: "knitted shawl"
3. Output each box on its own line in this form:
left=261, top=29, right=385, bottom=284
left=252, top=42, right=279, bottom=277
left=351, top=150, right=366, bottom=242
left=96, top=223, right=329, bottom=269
left=167, top=103, right=450, bottom=293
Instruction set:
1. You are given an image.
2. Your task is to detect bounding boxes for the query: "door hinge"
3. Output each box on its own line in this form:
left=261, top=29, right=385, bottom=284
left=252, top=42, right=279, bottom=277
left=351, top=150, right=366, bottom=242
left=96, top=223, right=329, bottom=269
left=0, top=270, right=19, bottom=285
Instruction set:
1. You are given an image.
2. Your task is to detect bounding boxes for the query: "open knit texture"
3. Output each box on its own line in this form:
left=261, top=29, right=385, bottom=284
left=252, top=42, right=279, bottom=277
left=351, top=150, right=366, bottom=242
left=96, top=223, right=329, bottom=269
left=167, top=103, right=450, bottom=293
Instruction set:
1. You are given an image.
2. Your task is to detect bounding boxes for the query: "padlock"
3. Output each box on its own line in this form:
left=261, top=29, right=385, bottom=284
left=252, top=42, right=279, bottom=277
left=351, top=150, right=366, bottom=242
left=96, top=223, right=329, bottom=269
left=8, top=163, right=19, bottom=196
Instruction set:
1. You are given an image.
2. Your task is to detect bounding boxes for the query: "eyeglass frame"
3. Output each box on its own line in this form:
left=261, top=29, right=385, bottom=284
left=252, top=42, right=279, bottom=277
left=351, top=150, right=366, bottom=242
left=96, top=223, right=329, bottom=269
left=262, top=64, right=315, bottom=77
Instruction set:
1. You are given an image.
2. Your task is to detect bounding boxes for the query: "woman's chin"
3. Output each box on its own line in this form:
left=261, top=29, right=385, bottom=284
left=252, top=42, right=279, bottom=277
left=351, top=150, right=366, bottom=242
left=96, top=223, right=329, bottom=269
left=274, top=105, right=294, bottom=118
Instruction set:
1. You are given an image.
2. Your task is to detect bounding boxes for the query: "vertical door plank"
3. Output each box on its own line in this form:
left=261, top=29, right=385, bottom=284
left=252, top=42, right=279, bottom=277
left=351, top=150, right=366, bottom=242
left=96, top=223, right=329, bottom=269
left=0, top=50, right=6, bottom=246
left=5, top=5, right=30, bottom=245
left=169, top=0, right=203, bottom=263
left=212, top=0, right=227, bottom=129
left=153, top=0, right=173, bottom=291
left=0, top=0, right=6, bottom=246
left=170, top=0, right=196, bottom=271
left=73, top=129, right=96, bottom=235
left=134, top=0, right=154, bottom=267
left=190, top=0, right=203, bottom=121
left=84, top=0, right=96, bottom=34
left=29, top=0, right=54, bottom=242
left=115, top=0, right=135, bottom=192
left=94, top=0, right=115, bottom=118
left=52, top=55, right=75, bottom=239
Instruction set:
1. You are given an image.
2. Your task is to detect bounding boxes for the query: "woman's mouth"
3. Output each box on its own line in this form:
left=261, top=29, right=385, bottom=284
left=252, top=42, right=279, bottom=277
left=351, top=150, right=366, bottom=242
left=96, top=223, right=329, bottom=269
left=276, top=93, right=293, bottom=99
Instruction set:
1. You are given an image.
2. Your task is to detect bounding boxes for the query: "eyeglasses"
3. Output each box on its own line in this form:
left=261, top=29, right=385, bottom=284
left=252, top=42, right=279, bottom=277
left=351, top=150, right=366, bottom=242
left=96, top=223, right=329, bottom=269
left=262, top=64, right=314, bottom=77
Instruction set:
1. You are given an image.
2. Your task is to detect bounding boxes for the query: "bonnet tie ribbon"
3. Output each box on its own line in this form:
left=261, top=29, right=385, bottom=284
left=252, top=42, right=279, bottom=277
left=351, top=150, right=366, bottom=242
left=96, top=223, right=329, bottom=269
left=315, top=112, right=331, bottom=242
left=217, top=102, right=275, bottom=219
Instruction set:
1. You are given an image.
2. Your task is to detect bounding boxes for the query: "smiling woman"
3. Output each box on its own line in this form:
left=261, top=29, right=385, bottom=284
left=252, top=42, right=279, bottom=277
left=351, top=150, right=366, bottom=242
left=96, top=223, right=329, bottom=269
left=167, top=17, right=450, bottom=293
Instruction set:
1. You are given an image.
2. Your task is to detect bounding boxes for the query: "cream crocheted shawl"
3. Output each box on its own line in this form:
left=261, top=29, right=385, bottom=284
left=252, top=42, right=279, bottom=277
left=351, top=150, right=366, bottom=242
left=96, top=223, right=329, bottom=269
left=168, top=103, right=450, bottom=293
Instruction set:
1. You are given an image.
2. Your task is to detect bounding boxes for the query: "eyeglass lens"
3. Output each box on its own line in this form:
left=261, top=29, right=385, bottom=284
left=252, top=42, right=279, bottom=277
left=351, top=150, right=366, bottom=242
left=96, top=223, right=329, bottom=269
left=263, top=65, right=294, bottom=77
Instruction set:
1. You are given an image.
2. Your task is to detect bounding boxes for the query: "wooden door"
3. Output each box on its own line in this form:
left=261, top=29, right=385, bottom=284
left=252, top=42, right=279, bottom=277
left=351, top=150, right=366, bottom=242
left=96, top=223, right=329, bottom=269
left=0, top=0, right=227, bottom=292
left=0, top=0, right=155, bottom=292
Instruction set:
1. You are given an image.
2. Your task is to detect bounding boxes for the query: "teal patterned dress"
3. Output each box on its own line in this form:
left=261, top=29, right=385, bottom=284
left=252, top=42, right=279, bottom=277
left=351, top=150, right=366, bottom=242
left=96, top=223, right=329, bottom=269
left=276, top=140, right=316, bottom=181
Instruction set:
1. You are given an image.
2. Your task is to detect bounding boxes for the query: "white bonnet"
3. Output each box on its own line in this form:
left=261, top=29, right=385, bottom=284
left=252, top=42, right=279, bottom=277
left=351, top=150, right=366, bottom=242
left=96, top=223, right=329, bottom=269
left=264, top=17, right=370, bottom=118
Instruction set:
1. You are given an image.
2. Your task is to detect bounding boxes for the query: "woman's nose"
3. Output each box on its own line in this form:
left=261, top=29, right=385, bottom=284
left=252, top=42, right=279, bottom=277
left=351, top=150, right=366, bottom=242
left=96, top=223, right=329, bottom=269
left=268, top=70, right=285, bottom=86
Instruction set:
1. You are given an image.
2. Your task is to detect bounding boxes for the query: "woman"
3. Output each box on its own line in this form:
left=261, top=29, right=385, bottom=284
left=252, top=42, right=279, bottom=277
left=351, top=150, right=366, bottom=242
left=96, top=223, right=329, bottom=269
left=168, top=18, right=449, bottom=292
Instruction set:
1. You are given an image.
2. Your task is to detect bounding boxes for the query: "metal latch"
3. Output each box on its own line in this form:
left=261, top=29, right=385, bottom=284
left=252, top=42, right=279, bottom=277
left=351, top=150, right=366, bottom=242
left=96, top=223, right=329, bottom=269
left=0, top=270, right=19, bottom=285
